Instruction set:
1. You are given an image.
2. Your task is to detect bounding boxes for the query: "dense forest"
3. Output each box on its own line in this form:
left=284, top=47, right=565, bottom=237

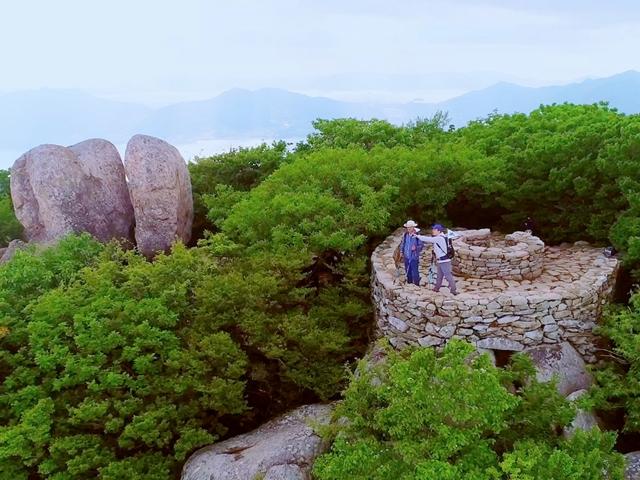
left=1, top=103, right=640, bottom=478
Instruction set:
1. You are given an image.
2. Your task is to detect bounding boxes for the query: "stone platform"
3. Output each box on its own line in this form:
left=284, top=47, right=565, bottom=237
left=371, top=229, right=620, bottom=362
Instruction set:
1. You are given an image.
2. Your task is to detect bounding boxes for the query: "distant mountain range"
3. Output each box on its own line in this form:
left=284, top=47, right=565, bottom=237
left=2, top=70, right=639, bottom=160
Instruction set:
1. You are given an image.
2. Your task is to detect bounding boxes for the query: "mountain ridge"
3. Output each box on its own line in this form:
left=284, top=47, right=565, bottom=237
left=1, top=70, right=639, bottom=162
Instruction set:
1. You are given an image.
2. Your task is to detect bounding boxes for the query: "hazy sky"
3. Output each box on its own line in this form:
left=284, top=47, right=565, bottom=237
left=1, top=0, right=639, bottom=104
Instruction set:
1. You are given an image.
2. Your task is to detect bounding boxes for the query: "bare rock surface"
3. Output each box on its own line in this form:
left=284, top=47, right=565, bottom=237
left=525, top=342, right=592, bottom=396
left=0, top=239, right=27, bottom=263
left=181, top=404, right=333, bottom=480
left=562, top=389, right=599, bottom=438
left=626, top=452, right=640, bottom=480
left=124, top=135, right=193, bottom=257
left=10, top=141, right=133, bottom=243
left=264, top=464, right=306, bottom=480
left=68, top=139, right=134, bottom=241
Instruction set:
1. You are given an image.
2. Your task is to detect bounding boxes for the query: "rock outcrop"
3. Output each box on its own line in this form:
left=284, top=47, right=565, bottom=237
left=626, top=452, right=640, bottom=480
left=181, top=403, right=333, bottom=480
left=124, top=135, right=193, bottom=257
left=10, top=140, right=133, bottom=243
left=68, top=139, right=134, bottom=241
left=562, top=389, right=599, bottom=438
left=525, top=342, right=592, bottom=396
left=0, top=239, right=27, bottom=264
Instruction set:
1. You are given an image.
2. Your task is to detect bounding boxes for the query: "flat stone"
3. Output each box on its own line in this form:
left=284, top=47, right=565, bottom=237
left=388, top=316, right=408, bottom=333
left=524, top=330, right=544, bottom=341
left=541, top=315, right=556, bottom=325
left=476, top=337, right=524, bottom=351
left=497, top=315, right=520, bottom=325
left=439, top=325, right=456, bottom=338
left=418, top=335, right=443, bottom=347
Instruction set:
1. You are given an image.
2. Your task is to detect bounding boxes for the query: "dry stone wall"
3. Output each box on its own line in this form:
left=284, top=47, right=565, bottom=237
left=453, top=229, right=544, bottom=280
left=372, top=229, right=619, bottom=362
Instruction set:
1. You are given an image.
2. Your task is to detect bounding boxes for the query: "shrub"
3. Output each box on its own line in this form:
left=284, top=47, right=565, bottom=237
left=0, top=170, right=22, bottom=246
left=0, top=240, right=247, bottom=478
left=188, top=142, right=290, bottom=238
left=591, top=291, right=640, bottom=432
left=1, top=236, right=363, bottom=478
left=313, top=341, right=623, bottom=480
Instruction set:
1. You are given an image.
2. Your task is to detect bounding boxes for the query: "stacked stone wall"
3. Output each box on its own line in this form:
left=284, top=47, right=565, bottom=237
left=453, top=229, right=544, bottom=281
left=372, top=229, right=619, bottom=362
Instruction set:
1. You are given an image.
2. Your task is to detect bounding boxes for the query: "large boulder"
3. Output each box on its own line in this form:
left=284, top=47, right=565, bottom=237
left=181, top=404, right=333, bottom=480
left=524, top=342, right=592, bottom=396
left=68, top=139, right=134, bottom=241
left=10, top=141, right=133, bottom=243
left=562, top=389, right=600, bottom=438
left=626, top=452, right=640, bottom=480
left=124, top=135, right=193, bottom=257
left=0, top=239, right=27, bottom=264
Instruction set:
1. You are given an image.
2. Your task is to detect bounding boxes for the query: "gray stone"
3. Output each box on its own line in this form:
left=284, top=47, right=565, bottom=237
left=439, top=325, right=456, bottom=338
left=388, top=316, right=408, bottom=333
left=68, top=139, right=134, bottom=241
left=124, top=135, right=193, bottom=257
left=524, top=330, right=544, bottom=341
left=497, top=315, right=520, bottom=324
left=476, top=347, right=496, bottom=365
left=418, top=335, right=443, bottom=347
left=626, top=452, right=640, bottom=480
left=0, top=239, right=27, bottom=263
left=11, top=141, right=134, bottom=243
left=181, top=404, right=332, bottom=480
left=264, top=464, right=305, bottom=480
left=524, top=342, right=592, bottom=396
left=562, top=389, right=599, bottom=438
left=476, top=337, right=524, bottom=351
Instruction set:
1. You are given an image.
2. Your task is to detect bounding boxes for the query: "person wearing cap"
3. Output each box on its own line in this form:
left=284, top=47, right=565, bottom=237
left=399, top=220, right=423, bottom=285
left=415, top=224, right=458, bottom=295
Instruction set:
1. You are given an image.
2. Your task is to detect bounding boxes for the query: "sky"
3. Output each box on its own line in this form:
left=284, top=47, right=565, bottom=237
left=1, top=0, right=639, bottom=105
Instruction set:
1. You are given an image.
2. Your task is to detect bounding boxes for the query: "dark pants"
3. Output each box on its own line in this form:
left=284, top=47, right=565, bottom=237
left=404, top=258, right=420, bottom=285
left=435, top=261, right=457, bottom=293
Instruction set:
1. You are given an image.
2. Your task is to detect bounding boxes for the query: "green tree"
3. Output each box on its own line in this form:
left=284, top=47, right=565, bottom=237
left=591, top=291, right=640, bottom=433
left=457, top=104, right=640, bottom=245
left=188, top=142, right=290, bottom=238
left=297, top=115, right=449, bottom=152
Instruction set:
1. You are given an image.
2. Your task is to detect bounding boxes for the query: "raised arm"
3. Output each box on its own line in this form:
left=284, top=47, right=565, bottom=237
left=415, top=234, right=437, bottom=244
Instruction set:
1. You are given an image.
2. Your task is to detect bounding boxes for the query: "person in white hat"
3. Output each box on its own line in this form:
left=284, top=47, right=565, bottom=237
left=399, top=220, right=423, bottom=285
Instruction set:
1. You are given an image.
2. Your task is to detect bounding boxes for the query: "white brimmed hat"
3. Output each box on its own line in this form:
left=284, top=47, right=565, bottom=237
left=403, top=220, right=418, bottom=228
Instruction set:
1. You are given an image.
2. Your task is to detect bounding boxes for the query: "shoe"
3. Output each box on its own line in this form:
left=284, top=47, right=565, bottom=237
left=433, top=288, right=440, bottom=293
left=452, top=291, right=459, bottom=296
